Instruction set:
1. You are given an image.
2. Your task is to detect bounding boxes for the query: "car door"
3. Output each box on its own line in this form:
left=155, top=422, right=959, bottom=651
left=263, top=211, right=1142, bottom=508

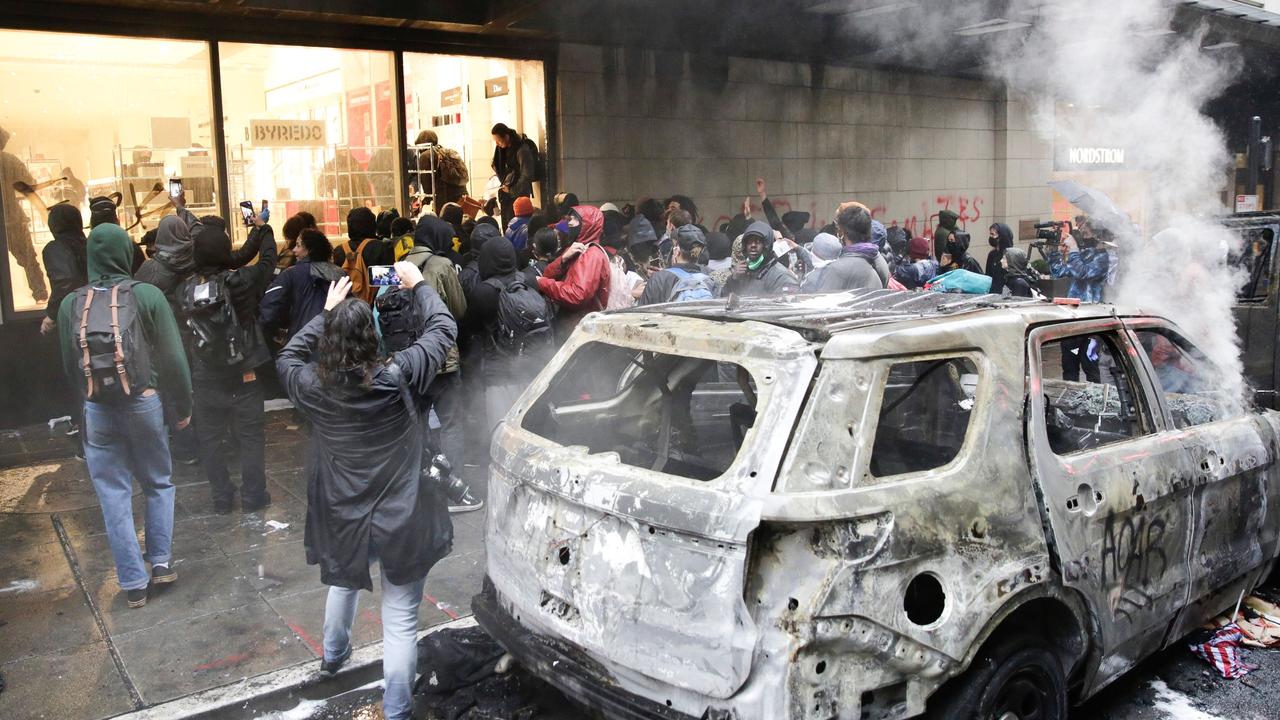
left=1125, top=320, right=1280, bottom=639
left=1026, top=320, right=1194, bottom=690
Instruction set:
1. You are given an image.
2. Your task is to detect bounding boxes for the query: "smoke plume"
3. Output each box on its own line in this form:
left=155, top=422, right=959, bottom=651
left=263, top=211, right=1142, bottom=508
left=994, top=0, right=1247, bottom=405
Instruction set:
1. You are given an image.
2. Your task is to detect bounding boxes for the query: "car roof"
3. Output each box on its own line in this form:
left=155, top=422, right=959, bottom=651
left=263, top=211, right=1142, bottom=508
left=616, top=289, right=1145, bottom=341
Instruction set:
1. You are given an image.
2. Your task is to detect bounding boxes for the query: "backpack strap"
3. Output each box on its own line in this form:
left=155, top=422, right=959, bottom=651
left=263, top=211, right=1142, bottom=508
left=79, top=288, right=95, bottom=397
left=109, top=284, right=132, bottom=396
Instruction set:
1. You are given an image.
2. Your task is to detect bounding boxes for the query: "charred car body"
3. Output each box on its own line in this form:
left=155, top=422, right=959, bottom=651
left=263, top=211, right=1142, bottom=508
left=474, top=290, right=1280, bottom=720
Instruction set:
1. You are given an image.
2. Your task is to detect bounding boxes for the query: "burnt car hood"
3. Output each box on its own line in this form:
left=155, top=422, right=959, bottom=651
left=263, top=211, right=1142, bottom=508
left=485, top=314, right=818, bottom=700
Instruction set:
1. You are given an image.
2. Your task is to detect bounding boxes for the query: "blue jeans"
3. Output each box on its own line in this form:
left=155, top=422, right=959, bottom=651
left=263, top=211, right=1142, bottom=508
left=323, top=567, right=426, bottom=720
left=83, top=391, right=175, bottom=591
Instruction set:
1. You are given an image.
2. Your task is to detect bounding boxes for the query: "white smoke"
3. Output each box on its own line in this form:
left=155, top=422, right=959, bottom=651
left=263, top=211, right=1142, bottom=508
left=994, top=0, right=1247, bottom=405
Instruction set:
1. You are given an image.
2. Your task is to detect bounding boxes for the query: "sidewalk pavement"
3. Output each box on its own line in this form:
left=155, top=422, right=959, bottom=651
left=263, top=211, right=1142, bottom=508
left=0, top=410, right=486, bottom=720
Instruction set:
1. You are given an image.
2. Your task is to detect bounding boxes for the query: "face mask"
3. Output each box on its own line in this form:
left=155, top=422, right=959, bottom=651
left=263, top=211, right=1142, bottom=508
left=989, top=236, right=999, bottom=248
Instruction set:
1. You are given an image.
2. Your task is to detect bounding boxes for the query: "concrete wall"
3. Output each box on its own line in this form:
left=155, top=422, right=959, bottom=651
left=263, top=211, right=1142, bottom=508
left=554, top=42, right=1052, bottom=240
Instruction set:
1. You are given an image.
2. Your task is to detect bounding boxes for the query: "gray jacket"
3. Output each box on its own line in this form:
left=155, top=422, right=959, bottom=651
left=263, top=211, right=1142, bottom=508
left=808, top=255, right=885, bottom=293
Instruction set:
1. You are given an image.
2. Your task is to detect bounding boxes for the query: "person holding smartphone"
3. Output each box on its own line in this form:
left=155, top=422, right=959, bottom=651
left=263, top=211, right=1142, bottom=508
left=276, top=264, right=456, bottom=720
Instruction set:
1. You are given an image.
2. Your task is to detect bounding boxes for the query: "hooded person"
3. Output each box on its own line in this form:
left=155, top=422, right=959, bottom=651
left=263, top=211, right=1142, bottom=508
left=459, top=221, right=502, bottom=296
left=537, top=205, right=612, bottom=337
left=638, top=224, right=715, bottom=305
left=942, top=231, right=983, bottom=274
left=57, top=223, right=193, bottom=608
left=380, top=215, right=471, bottom=506
left=705, top=231, right=733, bottom=275
left=179, top=212, right=277, bottom=513
left=505, top=196, right=535, bottom=251
left=261, top=229, right=347, bottom=342
left=274, top=263, right=456, bottom=720
left=90, top=195, right=121, bottom=228
left=985, top=222, right=1015, bottom=292
left=625, top=214, right=661, bottom=281
left=135, top=200, right=202, bottom=297
left=932, top=209, right=960, bottom=261
left=894, top=236, right=941, bottom=290
left=809, top=204, right=885, bottom=293
left=799, top=232, right=843, bottom=293
left=1001, top=246, right=1039, bottom=298
left=720, top=220, right=800, bottom=298
left=334, top=207, right=383, bottom=302
left=466, top=236, right=551, bottom=430
left=41, top=204, right=89, bottom=329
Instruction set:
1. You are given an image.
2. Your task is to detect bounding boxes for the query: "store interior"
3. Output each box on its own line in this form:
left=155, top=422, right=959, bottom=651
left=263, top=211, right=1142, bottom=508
left=0, top=28, right=547, bottom=312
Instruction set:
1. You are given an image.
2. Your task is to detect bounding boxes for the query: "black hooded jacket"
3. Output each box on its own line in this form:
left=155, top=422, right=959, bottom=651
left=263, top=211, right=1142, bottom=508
left=459, top=223, right=502, bottom=296
left=183, top=221, right=277, bottom=374
left=277, top=283, right=457, bottom=590
left=943, top=232, right=983, bottom=275
left=466, top=236, right=521, bottom=334
left=260, top=255, right=345, bottom=342
left=43, top=204, right=88, bottom=321
left=985, top=223, right=1015, bottom=292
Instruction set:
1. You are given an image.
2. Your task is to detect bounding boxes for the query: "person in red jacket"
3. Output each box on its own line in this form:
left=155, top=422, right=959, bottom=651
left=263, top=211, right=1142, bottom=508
left=537, top=205, right=611, bottom=340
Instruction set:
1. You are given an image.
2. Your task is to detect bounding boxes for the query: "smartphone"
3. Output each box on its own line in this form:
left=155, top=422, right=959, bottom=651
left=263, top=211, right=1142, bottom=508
left=239, top=201, right=255, bottom=227
left=369, top=265, right=401, bottom=287
left=168, top=178, right=182, bottom=199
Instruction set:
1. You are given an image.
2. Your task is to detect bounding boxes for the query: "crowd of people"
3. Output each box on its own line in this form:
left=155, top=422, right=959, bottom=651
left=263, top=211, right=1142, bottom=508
left=36, top=131, right=1115, bottom=717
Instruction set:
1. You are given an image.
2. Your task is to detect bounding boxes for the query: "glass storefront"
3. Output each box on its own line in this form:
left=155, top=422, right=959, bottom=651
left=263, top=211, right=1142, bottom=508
left=0, top=27, right=547, bottom=318
left=403, top=53, right=547, bottom=207
left=219, top=43, right=397, bottom=244
left=0, top=30, right=216, bottom=312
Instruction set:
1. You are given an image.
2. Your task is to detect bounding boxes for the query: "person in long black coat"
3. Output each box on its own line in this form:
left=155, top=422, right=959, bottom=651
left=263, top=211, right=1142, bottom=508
left=276, top=267, right=456, bottom=720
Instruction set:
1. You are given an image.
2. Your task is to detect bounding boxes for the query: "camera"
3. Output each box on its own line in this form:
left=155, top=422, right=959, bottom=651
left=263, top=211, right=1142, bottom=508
left=1034, top=220, right=1072, bottom=244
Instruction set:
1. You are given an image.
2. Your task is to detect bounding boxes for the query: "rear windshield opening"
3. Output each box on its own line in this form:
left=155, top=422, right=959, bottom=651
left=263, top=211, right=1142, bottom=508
left=521, top=342, right=758, bottom=481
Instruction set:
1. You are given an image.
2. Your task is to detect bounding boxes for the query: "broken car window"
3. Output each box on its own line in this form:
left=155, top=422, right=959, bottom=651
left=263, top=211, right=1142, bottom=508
left=1039, top=333, right=1147, bottom=455
left=870, top=357, right=979, bottom=478
left=520, top=342, right=758, bottom=481
left=1231, top=227, right=1274, bottom=301
left=1133, top=328, right=1237, bottom=429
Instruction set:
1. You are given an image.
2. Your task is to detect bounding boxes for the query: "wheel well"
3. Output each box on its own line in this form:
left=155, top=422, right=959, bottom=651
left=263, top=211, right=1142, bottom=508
left=976, top=597, right=1089, bottom=684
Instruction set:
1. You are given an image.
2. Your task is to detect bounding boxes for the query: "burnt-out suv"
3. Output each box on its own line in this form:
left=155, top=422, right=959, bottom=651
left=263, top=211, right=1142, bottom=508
left=473, top=290, right=1280, bottom=720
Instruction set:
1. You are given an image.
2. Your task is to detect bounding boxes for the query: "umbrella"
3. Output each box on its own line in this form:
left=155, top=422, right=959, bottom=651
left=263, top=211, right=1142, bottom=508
left=1048, top=180, right=1136, bottom=237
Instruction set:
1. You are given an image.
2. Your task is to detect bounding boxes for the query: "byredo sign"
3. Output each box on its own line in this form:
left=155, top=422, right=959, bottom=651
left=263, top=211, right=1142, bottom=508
left=249, top=119, right=326, bottom=147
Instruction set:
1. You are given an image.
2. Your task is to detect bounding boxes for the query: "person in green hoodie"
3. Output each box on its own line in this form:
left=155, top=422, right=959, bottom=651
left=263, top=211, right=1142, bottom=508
left=57, top=223, right=193, bottom=609
left=932, top=209, right=960, bottom=262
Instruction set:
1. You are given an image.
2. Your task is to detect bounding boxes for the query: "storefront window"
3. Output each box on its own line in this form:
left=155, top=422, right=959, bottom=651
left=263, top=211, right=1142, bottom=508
left=218, top=43, right=397, bottom=246
left=402, top=53, right=546, bottom=213
left=0, top=30, right=216, bottom=313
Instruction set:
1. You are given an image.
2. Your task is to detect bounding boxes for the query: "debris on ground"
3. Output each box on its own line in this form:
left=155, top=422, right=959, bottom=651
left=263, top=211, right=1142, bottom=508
left=415, top=625, right=540, bottom=720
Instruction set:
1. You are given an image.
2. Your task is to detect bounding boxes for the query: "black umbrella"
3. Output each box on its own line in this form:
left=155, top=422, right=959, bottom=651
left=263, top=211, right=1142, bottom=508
left=1048, top=180, right=1136, bottom=238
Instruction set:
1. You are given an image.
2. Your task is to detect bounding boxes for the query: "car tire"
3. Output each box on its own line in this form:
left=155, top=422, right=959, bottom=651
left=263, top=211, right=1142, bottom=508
left=927, top=635, right=1068, bottom=720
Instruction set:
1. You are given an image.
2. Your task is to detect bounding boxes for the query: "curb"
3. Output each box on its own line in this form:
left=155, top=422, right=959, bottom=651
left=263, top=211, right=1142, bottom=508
left=110, top=616, right=477, bottom=720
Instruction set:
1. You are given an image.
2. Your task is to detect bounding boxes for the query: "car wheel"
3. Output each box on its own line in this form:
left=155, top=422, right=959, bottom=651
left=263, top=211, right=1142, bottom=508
left=928, top=636, right=1068, bottom=720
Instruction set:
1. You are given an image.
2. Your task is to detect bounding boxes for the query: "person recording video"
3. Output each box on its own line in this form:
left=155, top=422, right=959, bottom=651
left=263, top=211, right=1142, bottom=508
left=275, top=264, right=456, bottom=720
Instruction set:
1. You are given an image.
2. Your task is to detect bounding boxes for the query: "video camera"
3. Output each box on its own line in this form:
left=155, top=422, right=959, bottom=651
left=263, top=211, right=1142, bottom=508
left=1029, top=220, right=1073, bottom=247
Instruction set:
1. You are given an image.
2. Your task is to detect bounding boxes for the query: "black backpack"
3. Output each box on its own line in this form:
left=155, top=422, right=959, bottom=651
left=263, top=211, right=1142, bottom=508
left=179, top=272, right=246, bottom=368
left=521, top=137, right=546, bottom=183
left=376, top=287, right=421, bottom=353
left=483, top=276, right=554, bottom=358
left=71, top=281, right=153, bottom=401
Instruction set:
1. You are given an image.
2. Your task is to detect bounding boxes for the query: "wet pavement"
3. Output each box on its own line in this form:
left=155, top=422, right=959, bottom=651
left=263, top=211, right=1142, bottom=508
left=0, top=410, right=484, bottom=720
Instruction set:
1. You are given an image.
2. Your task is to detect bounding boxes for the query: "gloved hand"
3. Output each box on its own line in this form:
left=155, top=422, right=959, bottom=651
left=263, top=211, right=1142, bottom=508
left=259, top=207, right=271, bottom=224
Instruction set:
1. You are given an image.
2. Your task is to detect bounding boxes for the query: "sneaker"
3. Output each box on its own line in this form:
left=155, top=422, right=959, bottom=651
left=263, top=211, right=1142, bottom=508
left=152, top=564, right=177, bottom=585
left=319, top=647, right=351, bottom=678
left=241, top=493, right=273, bottom=514
left=175, top=456, right=200, bottom=466
left=126, top=588, right=148, bottom=608
left=448, top=487, right=484, bottom=514
left=212, top=497, right=235, bottom=515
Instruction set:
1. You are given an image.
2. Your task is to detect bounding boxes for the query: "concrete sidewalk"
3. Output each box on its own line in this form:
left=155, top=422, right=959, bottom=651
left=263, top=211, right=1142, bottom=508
left=0, top=410, right=486, bottom=720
